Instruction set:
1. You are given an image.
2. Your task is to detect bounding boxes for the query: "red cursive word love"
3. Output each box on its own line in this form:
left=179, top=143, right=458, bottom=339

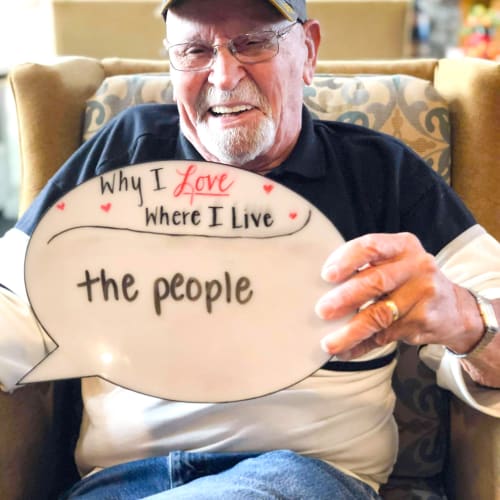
left=173, top=164, right=234, bottom=205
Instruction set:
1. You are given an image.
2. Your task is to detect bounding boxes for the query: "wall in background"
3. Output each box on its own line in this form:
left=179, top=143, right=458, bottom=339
left=0, top=0, right=55, bottom=68
left=0, top=0, right=56, bottom=220
left=0, top=78, right=19, bottom=220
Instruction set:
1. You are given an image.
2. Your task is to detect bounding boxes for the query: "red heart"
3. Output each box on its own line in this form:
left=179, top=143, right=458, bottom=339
left=100, top=203, right=112, bottom=212
left=289, top=212, right=297, bottom=219
left=263, top=184, right=274, bottom=194
left=56, top=202, right=65, bottom=211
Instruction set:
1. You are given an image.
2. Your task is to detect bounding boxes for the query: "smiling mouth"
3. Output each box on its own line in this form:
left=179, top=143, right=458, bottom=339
left=209, top=104, right=254, bottom=117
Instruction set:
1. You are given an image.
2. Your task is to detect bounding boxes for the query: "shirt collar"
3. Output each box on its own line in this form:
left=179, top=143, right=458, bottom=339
left=176, top=107, right=326, bottom=179
left=267, top=107, right=326, bottom=180
left=176, top=132, right=204, bottom=161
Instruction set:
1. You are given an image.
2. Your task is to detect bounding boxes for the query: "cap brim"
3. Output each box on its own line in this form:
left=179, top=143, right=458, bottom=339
left=161, top=0, right=299, bottom=22
left=267, top=0, right=296, bottom=21
left=161, top=0, right=175, bottom=20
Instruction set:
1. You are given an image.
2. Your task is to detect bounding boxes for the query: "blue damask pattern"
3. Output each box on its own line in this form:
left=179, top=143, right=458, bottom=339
left=84, top=74, right=173, bottom=141
left=304, top=75, right=451, bottom=184
left=83, top=74, right=453, bottom=500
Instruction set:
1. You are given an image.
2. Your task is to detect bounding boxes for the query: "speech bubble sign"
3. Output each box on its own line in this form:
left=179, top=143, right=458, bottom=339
left=22, top=161, right=348, bottom=402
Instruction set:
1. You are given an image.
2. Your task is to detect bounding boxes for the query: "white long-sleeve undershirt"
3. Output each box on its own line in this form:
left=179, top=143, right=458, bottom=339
left=1, top=224, right=499, bottom=489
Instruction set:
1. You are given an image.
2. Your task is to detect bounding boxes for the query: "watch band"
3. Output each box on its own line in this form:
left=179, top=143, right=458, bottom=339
left=446, top=289, right=499, bottom=359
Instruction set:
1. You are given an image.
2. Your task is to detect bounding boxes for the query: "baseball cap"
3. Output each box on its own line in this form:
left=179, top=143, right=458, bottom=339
left=160, top=0, right=307, bottom=23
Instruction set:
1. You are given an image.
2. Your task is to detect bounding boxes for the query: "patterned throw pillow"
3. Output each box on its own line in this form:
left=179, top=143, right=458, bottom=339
left=83, top=73, right=452, bottom=499
left=304, top=74, right=451, bottom=184
left=83, top=74, right=174, bottom=142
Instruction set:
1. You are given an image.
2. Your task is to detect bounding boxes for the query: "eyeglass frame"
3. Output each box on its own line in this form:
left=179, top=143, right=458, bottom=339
left=164, top=21, right=300, bottom=72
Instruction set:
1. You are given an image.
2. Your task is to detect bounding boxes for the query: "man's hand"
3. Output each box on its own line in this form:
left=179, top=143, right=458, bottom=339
left=316, top=233, right=485, bottom=361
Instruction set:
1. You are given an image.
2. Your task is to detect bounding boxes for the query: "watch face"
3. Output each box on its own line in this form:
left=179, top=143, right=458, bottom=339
left=447, top=290, right=498, bottom=359
left=477, top=295, right=499, bottom=333
left=475, top=296, right=499, bottom=355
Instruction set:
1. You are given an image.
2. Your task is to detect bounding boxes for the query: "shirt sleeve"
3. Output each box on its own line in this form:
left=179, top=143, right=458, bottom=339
left=0, top=286, right=54, bottom=392
left=0, top=227, right=30, bottom=299
left=419, top=224, right=500, bottom=417
left=0, top=228, right=55, bottom=391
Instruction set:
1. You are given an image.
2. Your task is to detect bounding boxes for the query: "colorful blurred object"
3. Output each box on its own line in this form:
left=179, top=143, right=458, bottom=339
left=461, top=4, right=500, bottom=60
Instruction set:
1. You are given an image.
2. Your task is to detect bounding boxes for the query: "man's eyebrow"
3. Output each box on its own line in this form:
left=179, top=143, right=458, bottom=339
left=166, top=34, right=208, bottom=45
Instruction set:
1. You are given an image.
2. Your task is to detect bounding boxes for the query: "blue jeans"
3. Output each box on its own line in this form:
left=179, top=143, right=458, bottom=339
left=62, top=450, right=381, bottom=499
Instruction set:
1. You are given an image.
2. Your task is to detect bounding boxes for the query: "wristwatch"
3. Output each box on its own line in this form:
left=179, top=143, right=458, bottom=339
left=447, top=290, right=499, bottom=359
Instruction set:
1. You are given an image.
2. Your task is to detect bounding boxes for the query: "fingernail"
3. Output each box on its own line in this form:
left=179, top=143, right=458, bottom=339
left=321, top=338, right=352, bottom=360
left=320, top=334, right=342, bottom=354
left=315, top=299, right=333, bottom=320
left=321, top=264, right=338, bottom=281
left=320, top=337, right=333, bottom=353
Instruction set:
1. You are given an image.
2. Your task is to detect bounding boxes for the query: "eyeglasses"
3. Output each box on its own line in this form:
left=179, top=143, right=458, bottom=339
left=165, top=22, right=299, bottom=72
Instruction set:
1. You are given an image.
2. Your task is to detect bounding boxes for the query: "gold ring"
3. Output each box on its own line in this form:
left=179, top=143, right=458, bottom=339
left=384, top=300, right=400, bottom=323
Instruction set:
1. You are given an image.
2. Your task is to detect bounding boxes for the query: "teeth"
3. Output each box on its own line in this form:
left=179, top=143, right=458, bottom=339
left=211, top=104, right=253, bottom=114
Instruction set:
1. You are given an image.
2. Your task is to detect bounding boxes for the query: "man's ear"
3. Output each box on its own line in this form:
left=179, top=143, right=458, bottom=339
left=302, top=20, right=321, bottom=85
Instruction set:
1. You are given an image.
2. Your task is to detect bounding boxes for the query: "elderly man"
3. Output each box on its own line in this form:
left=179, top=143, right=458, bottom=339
left=1, top=0, right=499, bottom=498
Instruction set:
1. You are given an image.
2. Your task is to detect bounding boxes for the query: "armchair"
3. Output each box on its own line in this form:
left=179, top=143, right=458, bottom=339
left=2, top=56, right=500, bottom=499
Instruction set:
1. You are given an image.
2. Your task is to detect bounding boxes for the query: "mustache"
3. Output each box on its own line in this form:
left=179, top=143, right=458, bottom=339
left=196, top=81, right=269, bottom=117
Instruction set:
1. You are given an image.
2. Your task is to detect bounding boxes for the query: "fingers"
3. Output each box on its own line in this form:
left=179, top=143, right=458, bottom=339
left=320, top=298, right=403, bottom=356
left=317, top=232, right=445, bottom=360
left=321, top=232, right=424, bottom=283
left=317, top=233, right=437, bottom=321
left=326, top=336, right=385, bottom=361
left=319, top=271, right=466, bottom=358
left=316, top=260, right=414, bottom=319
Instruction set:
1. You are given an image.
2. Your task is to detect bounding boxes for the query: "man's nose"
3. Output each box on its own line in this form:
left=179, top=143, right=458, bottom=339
left=207, top=46, right=246, bottom=91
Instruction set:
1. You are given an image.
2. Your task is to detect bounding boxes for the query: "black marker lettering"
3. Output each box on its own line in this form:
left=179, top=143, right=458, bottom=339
left=150, top=167, right=167, bottom=191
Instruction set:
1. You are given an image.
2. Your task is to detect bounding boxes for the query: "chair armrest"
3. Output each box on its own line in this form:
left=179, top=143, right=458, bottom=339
left=434, top=58, right=500, bottom=242
left=8, top=57, right=106, bottom=215
left=446, top=396, right=500, bottom=499
left=0, top=384, right=54, bottom=499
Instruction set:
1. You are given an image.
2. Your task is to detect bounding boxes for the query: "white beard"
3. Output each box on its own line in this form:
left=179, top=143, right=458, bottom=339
left=196, top=117, right=276, bottom=166
left=194, top=81, right=276, bottom=166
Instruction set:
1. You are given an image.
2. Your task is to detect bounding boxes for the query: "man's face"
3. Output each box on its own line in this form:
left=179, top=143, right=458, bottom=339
left=166, top=0, right=319, bottom=173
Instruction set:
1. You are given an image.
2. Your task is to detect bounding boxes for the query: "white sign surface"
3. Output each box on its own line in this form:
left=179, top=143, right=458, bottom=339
left=23, top=161, right=347, bottom=402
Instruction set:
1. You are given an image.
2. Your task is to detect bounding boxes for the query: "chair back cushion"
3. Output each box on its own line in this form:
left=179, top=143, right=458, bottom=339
left=82, top=73, right=452, bottom=498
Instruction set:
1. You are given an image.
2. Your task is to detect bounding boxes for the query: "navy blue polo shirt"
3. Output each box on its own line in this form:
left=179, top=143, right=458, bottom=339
left=17, top=104, right=475, bottom=255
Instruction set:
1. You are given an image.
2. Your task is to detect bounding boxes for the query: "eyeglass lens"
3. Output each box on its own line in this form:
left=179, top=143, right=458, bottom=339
left=168, top=28, right=289, bottom=70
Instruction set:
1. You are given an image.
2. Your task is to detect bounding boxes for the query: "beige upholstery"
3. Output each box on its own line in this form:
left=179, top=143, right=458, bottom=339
left=2, top=56, right=500, bottom=499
